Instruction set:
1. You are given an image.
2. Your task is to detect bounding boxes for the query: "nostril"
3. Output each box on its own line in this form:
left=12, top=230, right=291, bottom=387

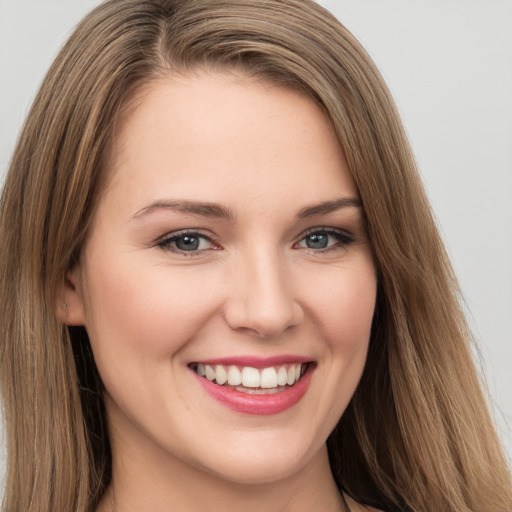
left=224, top=303, right=303, bottom=338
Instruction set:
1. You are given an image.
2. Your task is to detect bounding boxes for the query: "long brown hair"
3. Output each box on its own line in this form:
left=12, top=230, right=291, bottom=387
left=0, top=1, right=510, bottom=511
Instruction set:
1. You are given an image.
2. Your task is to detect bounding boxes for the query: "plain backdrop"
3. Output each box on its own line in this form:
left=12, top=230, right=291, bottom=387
left=1, top=0, right=511, bottom=489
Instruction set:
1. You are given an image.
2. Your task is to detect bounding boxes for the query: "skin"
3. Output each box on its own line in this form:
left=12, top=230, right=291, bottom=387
left=60, top=72, right=377, bottom=511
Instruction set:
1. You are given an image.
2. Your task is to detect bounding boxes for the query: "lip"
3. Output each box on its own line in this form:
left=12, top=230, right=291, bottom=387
left=190, top=358, right=315, bottom=415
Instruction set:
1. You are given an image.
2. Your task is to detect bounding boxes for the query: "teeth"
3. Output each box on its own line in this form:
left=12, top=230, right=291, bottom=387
left=195, top=362, right=307, bottom=389
left=227, top=365, right=242, bottom=386
left=205, top=365, right=215, bottom=381
left=277, top=366, right=287, bottom=386
left=215, top=365, right=228, bottom=385
left=286, top=366, right=296, bottom=386
left=241, top=367, right=260, bottom=388
left=294, top=363, right=301, bottom=381
left=260, top=367, right=278, bottom=388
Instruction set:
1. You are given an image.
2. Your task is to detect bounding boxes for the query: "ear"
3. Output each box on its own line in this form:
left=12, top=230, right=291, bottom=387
left=55, top=265, right=87, bottom=326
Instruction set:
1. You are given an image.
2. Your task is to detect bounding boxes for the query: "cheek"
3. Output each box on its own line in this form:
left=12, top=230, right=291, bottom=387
left=307, top=261, right=377, bottom=354
left=297, top=260, right=376, bottom=436
left=81, top=251, right=223, bottom=360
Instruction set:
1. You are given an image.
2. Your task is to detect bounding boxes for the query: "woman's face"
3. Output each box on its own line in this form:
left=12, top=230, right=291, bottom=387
left=65, top=72, right=376, bottom=484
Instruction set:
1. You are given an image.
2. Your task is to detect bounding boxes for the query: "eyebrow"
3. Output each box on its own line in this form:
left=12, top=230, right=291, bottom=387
left=133, top=200, right=235, bottom=221
left=133, top=196, right=361, bottom=221
left=297, top=197, right=362, bottom=218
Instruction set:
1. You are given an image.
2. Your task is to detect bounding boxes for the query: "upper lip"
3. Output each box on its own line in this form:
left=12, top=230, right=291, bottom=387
left=189, top=355, right=313, bottom=368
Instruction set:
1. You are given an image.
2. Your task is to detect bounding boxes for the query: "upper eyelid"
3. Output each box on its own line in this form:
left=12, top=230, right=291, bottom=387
left=296, top=226, right=354, bottom=240
left=157, top=229, right=218, bottom=243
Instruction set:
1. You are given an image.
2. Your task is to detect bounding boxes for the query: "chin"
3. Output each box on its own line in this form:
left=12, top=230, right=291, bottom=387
left=189, top=433, right=324, bottom=486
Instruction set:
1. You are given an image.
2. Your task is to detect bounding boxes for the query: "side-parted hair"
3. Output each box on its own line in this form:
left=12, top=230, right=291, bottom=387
left=0, top=1, right=510, bottom=511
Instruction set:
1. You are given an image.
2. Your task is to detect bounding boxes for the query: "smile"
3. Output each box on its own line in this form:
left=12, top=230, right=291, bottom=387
left=190, top=362, right=307, bottom=394
left=189, top=357, right=315, bottom=415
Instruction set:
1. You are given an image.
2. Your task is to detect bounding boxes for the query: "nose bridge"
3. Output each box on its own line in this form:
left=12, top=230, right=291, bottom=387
left=224, top=243, right=302, bottom=337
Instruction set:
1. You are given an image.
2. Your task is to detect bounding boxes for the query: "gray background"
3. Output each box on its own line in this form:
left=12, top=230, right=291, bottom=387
left=1, top=0, right=511, bottom=488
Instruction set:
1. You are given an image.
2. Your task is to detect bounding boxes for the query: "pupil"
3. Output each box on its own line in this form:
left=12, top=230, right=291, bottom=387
left=176, top=235, right=199, bottom=251
left=306, top=233, right=328, bottom=249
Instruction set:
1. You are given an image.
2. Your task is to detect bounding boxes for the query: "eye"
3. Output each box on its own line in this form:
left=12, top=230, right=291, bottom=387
left=295, top=228, right=355, bottom=252
left=157, top=230, right=218, bottom=254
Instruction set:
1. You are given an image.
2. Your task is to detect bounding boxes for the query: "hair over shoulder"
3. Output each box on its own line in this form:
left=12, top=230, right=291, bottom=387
left=0, top=1, right=510, bottom=511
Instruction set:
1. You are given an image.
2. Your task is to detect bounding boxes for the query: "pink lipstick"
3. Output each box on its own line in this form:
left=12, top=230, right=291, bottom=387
left=189, top=356, right=314, bottom=415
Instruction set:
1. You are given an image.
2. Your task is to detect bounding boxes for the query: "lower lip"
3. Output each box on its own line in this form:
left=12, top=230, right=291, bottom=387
left=193, top=366, right=313, bottom=415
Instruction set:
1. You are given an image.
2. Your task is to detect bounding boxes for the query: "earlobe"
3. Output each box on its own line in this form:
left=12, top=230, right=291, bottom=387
left=55, top=266, right=87, bottom=326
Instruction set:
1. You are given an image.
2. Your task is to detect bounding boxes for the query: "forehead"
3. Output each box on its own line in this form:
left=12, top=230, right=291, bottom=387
left=102, top=72, right=357, bottom=213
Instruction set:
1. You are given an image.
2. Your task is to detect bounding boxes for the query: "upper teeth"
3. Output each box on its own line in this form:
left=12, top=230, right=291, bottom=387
left=195, top=363, right=305, bottom=388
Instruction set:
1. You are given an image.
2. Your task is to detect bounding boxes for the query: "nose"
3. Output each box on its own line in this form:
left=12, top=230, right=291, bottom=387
left=223, top=249, right=303, bottom=338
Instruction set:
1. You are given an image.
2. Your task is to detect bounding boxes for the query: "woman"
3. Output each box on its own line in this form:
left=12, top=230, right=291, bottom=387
left=0, top=0, right=510, bottom=511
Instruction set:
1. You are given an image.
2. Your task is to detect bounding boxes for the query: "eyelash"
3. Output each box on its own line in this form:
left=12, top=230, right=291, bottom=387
left=157, top=230, right=219, bottom=256
left=156, top=227, right=355, bottom=256
left=293, top=227, right=356, bottom=254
